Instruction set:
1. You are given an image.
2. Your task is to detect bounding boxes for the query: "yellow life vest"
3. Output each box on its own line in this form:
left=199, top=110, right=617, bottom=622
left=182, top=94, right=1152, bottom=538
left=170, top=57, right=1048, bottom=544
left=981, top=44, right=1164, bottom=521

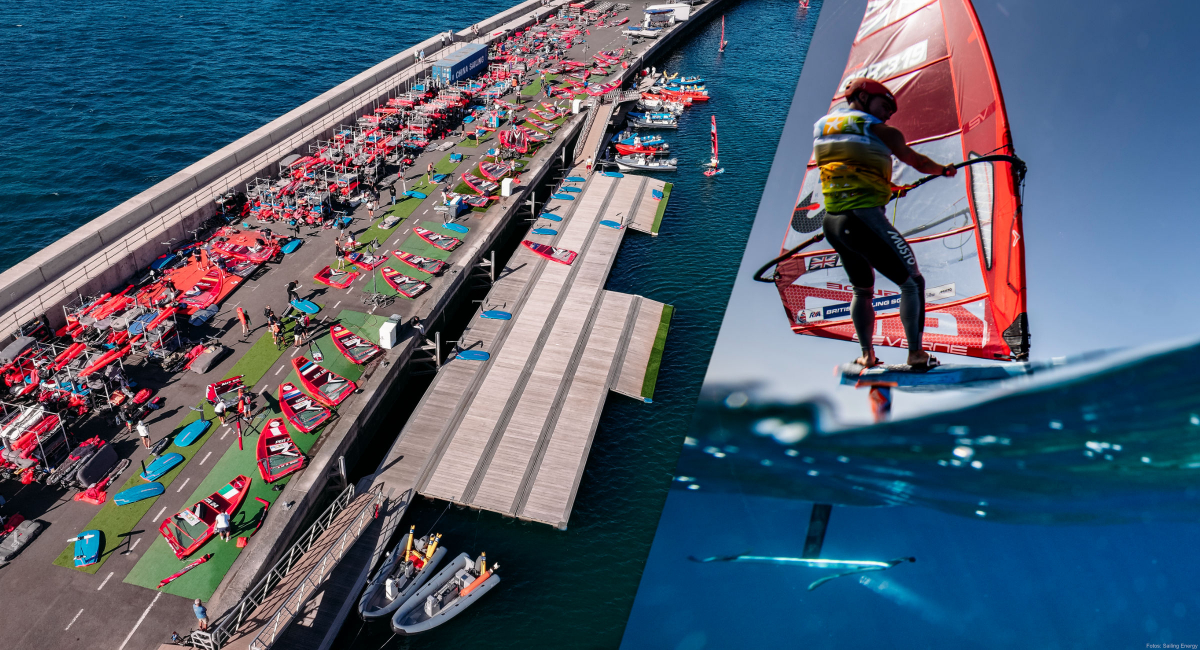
left=813, top=109, right=894, bottom=212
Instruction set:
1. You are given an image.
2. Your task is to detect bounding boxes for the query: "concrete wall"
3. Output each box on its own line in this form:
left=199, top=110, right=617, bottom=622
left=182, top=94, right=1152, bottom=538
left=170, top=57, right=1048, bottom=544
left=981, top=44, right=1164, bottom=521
left=0, top=0, right=565, bottom=338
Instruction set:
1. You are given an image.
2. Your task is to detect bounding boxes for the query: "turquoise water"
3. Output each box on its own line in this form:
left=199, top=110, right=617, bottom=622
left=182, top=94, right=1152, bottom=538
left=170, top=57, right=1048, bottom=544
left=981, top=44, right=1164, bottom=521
left=1, top=0, right=820, bottom=646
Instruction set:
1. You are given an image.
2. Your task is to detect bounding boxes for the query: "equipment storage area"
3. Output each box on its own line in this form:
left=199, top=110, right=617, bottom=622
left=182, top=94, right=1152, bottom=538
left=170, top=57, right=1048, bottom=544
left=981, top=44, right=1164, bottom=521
left=432, top=43, right=489, bottom=86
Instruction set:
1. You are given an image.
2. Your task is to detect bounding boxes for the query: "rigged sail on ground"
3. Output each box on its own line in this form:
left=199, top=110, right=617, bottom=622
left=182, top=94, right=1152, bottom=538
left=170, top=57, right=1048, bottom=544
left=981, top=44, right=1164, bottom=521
left=773, top=0, right=1028, bottom=360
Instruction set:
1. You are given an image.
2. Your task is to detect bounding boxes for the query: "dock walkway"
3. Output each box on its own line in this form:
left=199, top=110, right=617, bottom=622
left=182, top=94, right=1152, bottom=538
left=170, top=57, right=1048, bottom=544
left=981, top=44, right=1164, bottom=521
left=372, top=171, right=672, bottom=529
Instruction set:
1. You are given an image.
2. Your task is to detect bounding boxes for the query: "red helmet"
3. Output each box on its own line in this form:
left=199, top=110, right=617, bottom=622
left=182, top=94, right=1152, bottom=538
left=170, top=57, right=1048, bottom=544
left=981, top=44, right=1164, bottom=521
left=844, top=78, right=896, bottom=111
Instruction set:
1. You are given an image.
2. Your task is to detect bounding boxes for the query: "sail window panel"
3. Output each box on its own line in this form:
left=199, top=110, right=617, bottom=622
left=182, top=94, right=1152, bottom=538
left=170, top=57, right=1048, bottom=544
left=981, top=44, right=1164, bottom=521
left=844, top=2, right=948, bottom=91
left=856, top=0, right=939, bottom=43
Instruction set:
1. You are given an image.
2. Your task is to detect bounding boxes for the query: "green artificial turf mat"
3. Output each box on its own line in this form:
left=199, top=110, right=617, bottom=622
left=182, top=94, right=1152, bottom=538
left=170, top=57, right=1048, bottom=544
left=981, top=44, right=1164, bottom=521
left=651, top=182, right=672, bottom=235
left=53, top=331, right=286, bottom=574
left=642, top=304, right=674, bottom=400
left=124, top=322, right=367, bottom=598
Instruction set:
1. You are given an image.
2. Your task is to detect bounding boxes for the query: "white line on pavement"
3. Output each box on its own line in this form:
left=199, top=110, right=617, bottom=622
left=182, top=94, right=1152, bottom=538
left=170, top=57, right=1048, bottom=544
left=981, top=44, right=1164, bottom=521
left=117, top=592, right=162, bottom=650
left=333, top=301, right=341, bottom=309
left=152, top=507, right=167, bottom=522
left=275, top=366, right=284, bottom=376
left=199, top=451, right=211, bottom=465
left=130, top=538, right=142, bottom=552
left=175, top=477, right=190, bottom=493
left=64, top=608, right=83, bottom=631
left=97, top=571, right=113, bottom=591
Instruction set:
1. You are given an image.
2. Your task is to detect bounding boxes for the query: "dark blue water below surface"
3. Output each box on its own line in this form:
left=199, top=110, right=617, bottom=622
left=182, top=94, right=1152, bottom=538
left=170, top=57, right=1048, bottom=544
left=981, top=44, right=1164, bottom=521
left=623, top=337, right=1200, bottom=647
left=0, top=0, right=520, bottom=272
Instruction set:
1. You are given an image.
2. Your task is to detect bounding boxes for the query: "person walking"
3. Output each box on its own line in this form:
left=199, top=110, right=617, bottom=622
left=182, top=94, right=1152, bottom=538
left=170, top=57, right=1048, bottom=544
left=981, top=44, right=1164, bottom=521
left=366, top=198, right=375, bottom=221
left=236, top=306, right=250, bottom=337
left=136, top=420, right=151, bottom=449
left=285, top=280, right=301, bottom=305
left=214, top=398, right=227, bottom=426
left=269, top=319, right=282, bottom=349
left=194, top=599, right=209, bottom=631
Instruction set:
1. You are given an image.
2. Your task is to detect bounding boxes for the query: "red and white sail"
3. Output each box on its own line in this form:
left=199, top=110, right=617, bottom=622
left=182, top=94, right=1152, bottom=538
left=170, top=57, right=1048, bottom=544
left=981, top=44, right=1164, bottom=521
left=772, top=0, right=1028, bottom=360
left=710, top=115, right=719, bottom=160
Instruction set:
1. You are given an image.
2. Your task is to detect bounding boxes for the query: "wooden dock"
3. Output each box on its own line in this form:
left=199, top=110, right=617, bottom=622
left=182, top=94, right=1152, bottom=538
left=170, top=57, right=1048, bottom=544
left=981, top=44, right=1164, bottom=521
left=371, top=171, right=672, bottom=529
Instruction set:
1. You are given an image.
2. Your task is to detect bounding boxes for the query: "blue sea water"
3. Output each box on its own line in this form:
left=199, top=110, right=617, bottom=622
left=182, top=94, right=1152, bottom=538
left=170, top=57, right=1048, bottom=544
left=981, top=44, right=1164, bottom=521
left=623, top=337, right=1200, bottom=647
left=0, top=0, right=521, bottom=273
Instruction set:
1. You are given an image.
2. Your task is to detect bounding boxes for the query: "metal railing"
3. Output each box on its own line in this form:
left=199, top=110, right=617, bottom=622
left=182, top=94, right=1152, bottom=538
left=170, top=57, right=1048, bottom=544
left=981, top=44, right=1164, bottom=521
left=187, top=483, right=384, bottom=649
left=570, top=100, right=601, bottom=163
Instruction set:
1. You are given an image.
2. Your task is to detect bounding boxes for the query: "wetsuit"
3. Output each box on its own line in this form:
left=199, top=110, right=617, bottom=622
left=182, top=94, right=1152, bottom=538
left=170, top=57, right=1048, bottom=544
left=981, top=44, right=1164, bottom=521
left=813, top=108, right=925, bottom=359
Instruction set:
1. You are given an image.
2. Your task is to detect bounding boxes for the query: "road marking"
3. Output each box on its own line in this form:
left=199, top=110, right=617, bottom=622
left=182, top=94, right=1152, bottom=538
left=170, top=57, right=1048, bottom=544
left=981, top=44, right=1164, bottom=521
left=153, top=506, right=167, bottom=521
left=175, top=477, right=190, bottom=493
left=333, top=301, right=341, bottom=309
left=97, top=571, right=114, bottom=591
left=221, top=428, right=230, bottom=440
left=117, top=592, right=162, bottom=650
left=199, top=451, right=212, bottom=465
left=291, top=348, right=300, bottom=357
left=249, top=285, right=259, bottom=291
left=275, top=366, right=284, bottom=376
left=130, top=538, right=142, bottom=552
left=64, top=608, right=83, bottom=631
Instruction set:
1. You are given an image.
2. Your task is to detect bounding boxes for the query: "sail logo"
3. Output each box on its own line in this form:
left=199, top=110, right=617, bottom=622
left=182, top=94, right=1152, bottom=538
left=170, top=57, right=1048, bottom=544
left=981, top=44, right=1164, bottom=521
left=841, top=40, right=928, bottom=92
left=858, top=0, right=929, bottom=40
left=808, top=254, right=841, bottom=270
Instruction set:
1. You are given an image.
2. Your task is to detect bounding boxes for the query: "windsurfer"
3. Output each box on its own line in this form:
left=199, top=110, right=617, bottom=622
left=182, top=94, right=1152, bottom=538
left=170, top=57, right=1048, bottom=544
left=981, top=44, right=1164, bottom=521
left=814, top=78, right=957, bottom=369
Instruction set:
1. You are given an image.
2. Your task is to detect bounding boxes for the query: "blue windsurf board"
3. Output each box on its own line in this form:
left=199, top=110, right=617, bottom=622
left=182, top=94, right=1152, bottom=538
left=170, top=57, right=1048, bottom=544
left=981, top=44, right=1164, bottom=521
left=481, top=311, right=512, bottom=320
left=114, top=482, right=165, bottom=505
left=281, top=238, right=302, bottom=254
left=551, top=194, right=575, bottom=200
left=291, top=299, right=319, bottom=314
left=603, top=171, right=625, bottom=178
left=599, top=220, right=623, bottom=229
left=404, top=190, right=428, bottom=200
left=141, top=452, right=183, bottom=480
left=175, top=420, right=210, bottom=447
left=443, top=223, right=469, bottom=234
left=531, top=228, right=558, bottom=235
left=566, top=176, right=586, bottom=182
left=561, top=186, right=582, bottom=193
left=432, top=173, right=447, bottom=182
left=73, top=530, right=100, bottom=567
left=457, top=350, right=490, bottom=361
left=540, top=213, right=562, bottom=222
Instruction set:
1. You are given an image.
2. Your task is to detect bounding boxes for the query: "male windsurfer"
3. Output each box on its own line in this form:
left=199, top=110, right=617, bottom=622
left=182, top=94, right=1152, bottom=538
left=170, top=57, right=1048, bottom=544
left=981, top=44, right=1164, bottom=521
left=813, top=78, right=957, bottom=369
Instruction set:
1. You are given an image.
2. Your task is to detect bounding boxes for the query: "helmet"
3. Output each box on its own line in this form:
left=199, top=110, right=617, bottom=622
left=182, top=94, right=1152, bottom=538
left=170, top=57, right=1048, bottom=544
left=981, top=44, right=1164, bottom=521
left=844, top=78, right=897, bottom=111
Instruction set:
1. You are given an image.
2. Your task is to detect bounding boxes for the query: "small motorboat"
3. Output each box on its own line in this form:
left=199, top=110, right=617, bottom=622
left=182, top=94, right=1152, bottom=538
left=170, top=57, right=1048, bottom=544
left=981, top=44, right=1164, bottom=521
left=358, top=527, right=447, bottom=621
left=615, top=154, right=678, bottom=172
left=391, top=552, right=500, bottom=635
left=627, top=112, right=678, bottom=129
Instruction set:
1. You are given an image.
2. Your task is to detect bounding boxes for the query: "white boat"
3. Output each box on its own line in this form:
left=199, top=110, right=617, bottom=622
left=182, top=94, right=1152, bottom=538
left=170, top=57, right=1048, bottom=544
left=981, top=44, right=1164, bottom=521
left=615, top=154, right=678, bottom=172
left=624, top=26, right=662, bottom=38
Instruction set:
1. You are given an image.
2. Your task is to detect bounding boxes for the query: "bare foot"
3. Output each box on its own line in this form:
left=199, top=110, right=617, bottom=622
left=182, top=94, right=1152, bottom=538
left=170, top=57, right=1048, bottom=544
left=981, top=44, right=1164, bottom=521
left=853, top=351, right=878, bottom=367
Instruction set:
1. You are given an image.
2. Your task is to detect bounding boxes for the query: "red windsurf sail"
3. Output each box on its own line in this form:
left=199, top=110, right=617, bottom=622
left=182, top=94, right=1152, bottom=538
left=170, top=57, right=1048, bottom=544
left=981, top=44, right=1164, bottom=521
left=771, top=0, right=1028, bottom=361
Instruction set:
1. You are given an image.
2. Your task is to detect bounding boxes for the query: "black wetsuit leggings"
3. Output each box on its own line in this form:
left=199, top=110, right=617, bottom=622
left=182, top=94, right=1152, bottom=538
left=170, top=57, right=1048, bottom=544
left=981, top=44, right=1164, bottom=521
left=822, top=206, right=925, bottom=357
